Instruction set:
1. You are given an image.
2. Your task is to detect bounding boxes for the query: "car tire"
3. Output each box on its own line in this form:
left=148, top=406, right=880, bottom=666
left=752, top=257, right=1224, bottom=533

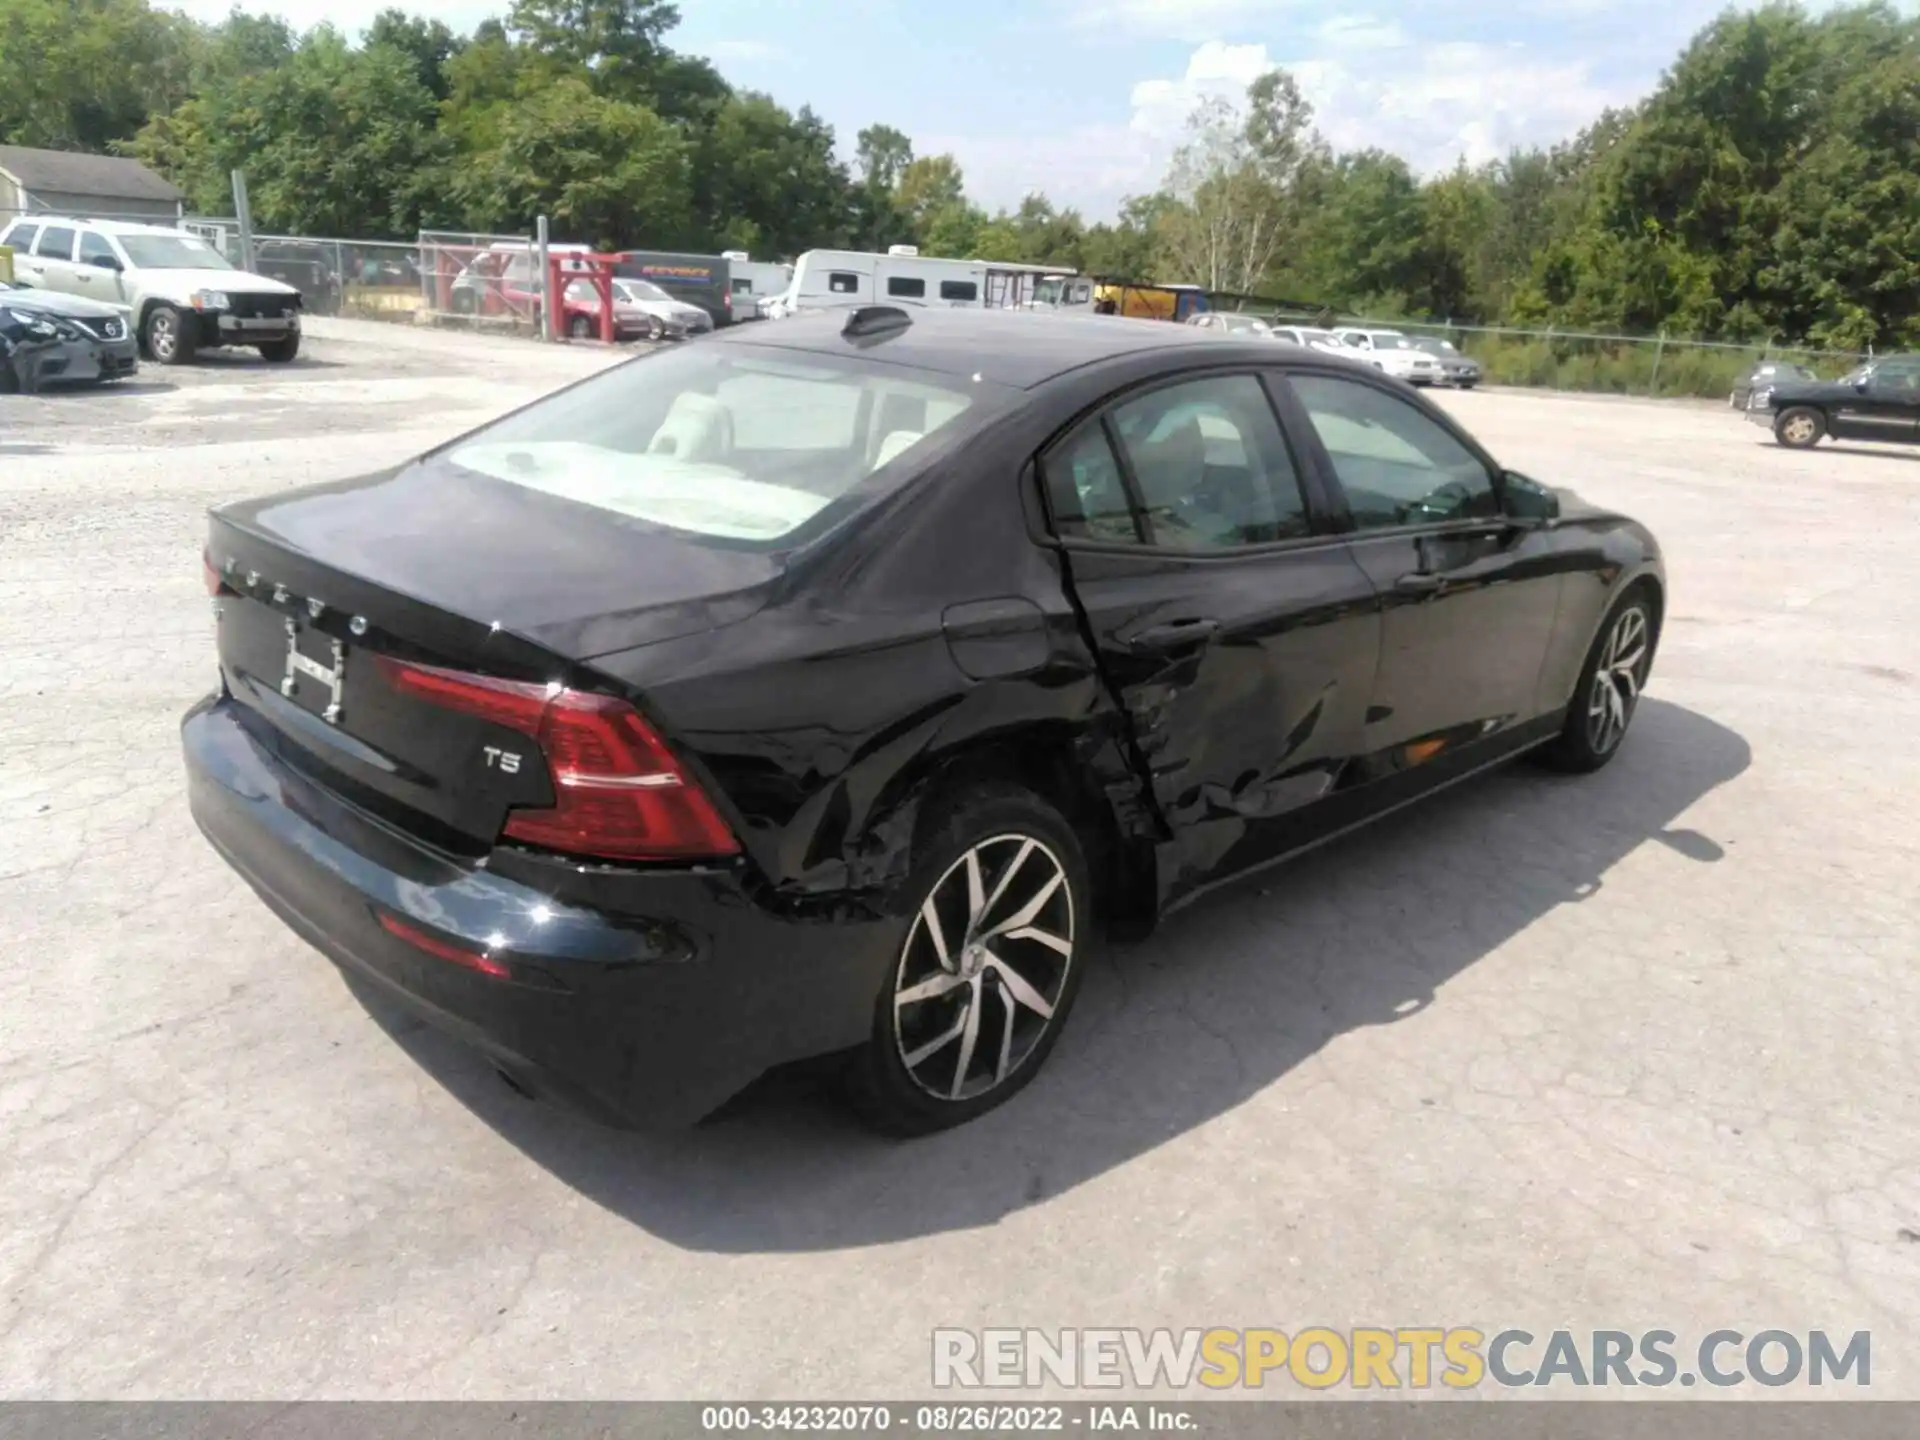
left=257, top=334, right=300, bottom=363
left=144, top=305, right=196, bottom=365
left=568, top=314, right=593, bottom=339
left=1537, top=587, right=1658, bottom=774
left=1773, top=406, right=1824, bottom=448
left=646, top=316, right=664, bottom=343
left=844, top=783, right=1092, bottom=1137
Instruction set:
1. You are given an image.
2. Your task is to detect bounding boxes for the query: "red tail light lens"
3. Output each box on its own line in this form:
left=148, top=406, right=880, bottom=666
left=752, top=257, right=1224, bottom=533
left=376, top=657, right=739, bottom=863
left=378, top=911, right=510, bottom=979
left=203, top=549, right=226, bottom=596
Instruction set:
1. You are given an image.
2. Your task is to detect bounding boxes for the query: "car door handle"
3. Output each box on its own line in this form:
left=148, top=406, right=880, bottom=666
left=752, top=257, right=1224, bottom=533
left=1394, top=572, right=1444, bottom=596
left=1122, top=617, right=1221, bottom=652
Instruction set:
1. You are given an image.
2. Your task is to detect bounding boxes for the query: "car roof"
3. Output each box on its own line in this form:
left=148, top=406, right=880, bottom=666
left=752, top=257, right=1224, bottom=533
left=713, top=307, right=1285, bottom=389
left=7, top=216, right=196, bottom=236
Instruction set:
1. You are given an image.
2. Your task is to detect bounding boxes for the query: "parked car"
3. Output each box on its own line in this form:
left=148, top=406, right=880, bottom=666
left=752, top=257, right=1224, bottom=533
left=558, top=278, right=653, bottom=341
left=183, top=307, right=1664, bottom=1135
left=1269, top=324, right=1346, bottom=354
left=1331, top=327, right=1442, bottom=386
left=1186, top=312, right=1273, bottom=336
left=1729, top=360, right=1816, bottom=409
left=253, top=239, right=343, bottom=317
left=1746, top=354, right=1920, bottom=448
left=597, top=277, right=713, bottom=340
left=0, top=277, right=138, bottom=391
left=0, top=216, right=302, bottom=365
left=1409, top=336, right=1483, bottom=389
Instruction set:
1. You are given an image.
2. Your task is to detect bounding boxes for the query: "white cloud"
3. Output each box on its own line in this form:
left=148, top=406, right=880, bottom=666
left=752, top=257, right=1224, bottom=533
left=1313, top=15, right=1407, bottom=51
left=1284, top=39, right=1628, bottom=172
left=1127, top=39, right=1277, bottom=142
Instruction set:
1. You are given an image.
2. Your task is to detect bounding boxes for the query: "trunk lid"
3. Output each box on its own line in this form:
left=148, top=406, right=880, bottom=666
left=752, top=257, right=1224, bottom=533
left=207, top=457, right=780, bottom=852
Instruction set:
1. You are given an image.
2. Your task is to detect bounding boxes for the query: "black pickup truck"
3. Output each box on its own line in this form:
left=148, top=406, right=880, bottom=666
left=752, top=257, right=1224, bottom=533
left=1746, top=354, right=1920, bottom=448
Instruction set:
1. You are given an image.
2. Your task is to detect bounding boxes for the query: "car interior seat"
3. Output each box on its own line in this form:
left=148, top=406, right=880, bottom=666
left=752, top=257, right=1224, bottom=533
left=647, top=393, right=735, bottom=463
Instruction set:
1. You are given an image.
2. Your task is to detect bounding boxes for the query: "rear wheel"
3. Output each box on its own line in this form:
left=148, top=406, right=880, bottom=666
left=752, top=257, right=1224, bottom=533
left=1774, top=406, right=1824, bottom=448
left=845, top=785, right=1091, bottom=1136
left=144, top=305, right=196, bottom=365
left=258, top=334, right=300, bottom=363
left=1538, top=589, right=1656, bottom=773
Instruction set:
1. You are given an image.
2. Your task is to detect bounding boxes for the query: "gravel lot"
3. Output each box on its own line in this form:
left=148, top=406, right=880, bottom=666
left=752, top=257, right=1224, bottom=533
left=2, top=318, right=1916, bottom=1399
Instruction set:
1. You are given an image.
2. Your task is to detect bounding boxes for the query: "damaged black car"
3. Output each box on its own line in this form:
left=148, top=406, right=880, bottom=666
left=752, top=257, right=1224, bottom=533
left=182, top=306, right=1665, bottom=1134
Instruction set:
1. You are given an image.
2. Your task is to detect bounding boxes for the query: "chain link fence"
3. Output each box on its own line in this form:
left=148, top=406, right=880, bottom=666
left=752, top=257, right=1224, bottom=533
left=1272, top=311, right=1875, bottom=401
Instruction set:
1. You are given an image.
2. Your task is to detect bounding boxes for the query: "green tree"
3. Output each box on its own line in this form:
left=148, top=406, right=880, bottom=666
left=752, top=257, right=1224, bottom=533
left=0, top=0, right=194, bottom=153
left=136, top=25, right=452, bottom=236
left=895, top=154, right=967, bottom=239
left=693, top=93, right=850, bottom=255
left=453, top=75, right=691, bottom=247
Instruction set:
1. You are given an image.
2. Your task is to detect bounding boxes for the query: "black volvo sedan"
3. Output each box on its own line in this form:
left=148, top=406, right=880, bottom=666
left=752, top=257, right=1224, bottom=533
left=183, top=306, right=1664, bottom=1135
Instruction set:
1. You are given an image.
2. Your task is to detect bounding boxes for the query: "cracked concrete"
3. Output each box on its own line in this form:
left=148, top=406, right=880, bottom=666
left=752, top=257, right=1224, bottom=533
left=1, top=320, right=1916, bottom=1398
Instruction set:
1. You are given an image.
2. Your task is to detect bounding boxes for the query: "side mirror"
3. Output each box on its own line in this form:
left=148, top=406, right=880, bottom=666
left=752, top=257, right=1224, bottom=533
left=1854, top=377, right=1871, bottom=393
left=91, top=256, right=122, bottom=272
left=1501, top=471, right=1560, bottom=522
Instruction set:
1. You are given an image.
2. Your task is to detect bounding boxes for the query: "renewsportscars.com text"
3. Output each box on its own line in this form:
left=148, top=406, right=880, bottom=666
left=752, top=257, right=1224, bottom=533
left=931, top=1327, right=1871, bottom=1391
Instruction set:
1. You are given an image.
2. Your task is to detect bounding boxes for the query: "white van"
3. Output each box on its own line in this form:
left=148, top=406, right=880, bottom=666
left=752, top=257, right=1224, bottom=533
left=767, top=247, right=1061, bottom=317
left=720, top=252, right=794, bottom=318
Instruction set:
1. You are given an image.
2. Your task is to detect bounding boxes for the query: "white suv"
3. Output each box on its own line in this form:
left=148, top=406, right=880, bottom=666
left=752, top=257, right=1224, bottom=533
left=0, top=216, right=302, bottom=365
left=1331, top=327, right=1440, bottom=386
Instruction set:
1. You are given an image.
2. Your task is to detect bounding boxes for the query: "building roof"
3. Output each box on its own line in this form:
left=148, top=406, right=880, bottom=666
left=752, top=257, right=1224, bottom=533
left=0, top=146, right=183, bottom=204
left=722, top=306, right=1254, bottom=390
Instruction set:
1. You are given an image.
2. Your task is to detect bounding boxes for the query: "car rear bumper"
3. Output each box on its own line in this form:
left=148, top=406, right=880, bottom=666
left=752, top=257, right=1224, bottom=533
left=181, top=693, right=901, bottom=1128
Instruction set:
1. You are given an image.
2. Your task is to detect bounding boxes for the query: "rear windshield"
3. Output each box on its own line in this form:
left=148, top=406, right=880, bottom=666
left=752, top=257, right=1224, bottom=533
left=442, top=342, right=1005, bottom=546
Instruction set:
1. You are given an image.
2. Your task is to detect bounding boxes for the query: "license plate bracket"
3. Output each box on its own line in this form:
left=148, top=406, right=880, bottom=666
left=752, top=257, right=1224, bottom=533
left=280, top=615, right=348, bottom=725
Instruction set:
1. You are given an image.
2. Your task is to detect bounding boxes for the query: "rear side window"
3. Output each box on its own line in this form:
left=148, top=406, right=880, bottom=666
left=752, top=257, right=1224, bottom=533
left=34, top=226, right=76, bottom=259
left=1106, top=375, right=1311, bottom=549
left=1041, top=425, right=1141, bottom=545
left=2, top=222, right=39, bottom=253
left=828, top=271, right=859, bottom=293
left=940, top=280, right=978, bottom=302
left=887, top=276, right=926, bottom=298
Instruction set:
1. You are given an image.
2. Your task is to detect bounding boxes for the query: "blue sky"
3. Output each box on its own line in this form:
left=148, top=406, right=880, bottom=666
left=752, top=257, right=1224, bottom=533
left=168, top=0, right=1910, bottom=218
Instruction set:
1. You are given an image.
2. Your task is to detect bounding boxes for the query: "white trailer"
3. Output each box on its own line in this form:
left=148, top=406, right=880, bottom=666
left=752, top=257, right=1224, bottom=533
left=767, top=246, right=1065, bottom=317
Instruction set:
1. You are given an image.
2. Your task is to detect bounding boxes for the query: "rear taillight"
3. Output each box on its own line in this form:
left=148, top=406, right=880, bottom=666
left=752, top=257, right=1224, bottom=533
left=203, top=549, right=226, bottom=596
left=376, top=657, right=739, bottom=863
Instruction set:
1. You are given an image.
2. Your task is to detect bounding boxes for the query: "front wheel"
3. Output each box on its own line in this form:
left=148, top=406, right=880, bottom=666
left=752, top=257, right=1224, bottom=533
left=1773, top=406, right=1824, bottom=448
left=258, top=334, right=300, bottom=363
left=567, top=314, right=593, bottom=339
left=845, top=785, right=1092, bottom=1136
left=1538, top=590, right=1656, bottom=773
left=143, top=304, right=196, bottom=365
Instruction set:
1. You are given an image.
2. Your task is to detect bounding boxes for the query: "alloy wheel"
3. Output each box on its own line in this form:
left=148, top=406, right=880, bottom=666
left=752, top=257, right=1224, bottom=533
left=1781, top=413, right=1818, bottom=445
left=149, top=312, right=176, bottom=361
left=893, top=833, right=1075, bottom=1102
left=1586, top=605, right=1650, bottom=755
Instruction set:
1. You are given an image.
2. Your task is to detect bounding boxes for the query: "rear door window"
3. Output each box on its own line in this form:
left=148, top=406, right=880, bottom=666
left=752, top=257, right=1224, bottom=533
left=34, top=226, right=76, bottom=260
left=2, top=222, right=39, bottom=253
